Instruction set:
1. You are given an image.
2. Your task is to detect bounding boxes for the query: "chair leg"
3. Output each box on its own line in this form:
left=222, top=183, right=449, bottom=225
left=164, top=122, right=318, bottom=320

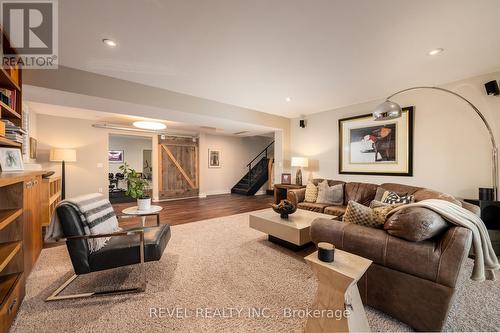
left=46, top=270, right=146, bottom=302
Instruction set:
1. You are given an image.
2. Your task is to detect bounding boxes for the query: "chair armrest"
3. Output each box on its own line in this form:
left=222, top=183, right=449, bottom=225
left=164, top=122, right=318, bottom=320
left=288, top=188, right=306, bottom=206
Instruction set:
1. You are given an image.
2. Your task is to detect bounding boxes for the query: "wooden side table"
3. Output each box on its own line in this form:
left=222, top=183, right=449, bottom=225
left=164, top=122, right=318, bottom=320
left=304, top=249, right=372, bottom=333
left=122, top=205, right=163, bottom=227
left=274, top=184, right=306, bottom=204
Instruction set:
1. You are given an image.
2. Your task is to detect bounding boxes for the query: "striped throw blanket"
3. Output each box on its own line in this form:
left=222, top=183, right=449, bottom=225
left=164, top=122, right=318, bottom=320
left=45, top=193, right=121, bottom=253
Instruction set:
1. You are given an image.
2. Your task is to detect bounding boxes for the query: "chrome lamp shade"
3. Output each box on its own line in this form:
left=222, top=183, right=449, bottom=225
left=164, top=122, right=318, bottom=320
left=373, top=100, right=403, bottom=121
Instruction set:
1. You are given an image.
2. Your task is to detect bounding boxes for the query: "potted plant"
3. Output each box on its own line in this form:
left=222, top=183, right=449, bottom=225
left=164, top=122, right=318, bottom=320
left=119, top=162, right=151, bottom=211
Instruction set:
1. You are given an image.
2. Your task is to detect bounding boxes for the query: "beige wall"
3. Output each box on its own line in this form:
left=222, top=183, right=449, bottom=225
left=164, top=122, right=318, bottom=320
left=199, top=134, right=274, bottom=196
left=290, top=71, right=500, bottom=199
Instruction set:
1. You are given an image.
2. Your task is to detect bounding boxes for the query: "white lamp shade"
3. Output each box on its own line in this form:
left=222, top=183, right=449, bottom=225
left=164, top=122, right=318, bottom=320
left=50, top=148, right=77, bottom=162
left=291, top=157, right=309, bottom=168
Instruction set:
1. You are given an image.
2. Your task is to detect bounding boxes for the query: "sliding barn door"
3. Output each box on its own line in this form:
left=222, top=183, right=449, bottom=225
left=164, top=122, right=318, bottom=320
left=159, top=136, right=199, bottom=200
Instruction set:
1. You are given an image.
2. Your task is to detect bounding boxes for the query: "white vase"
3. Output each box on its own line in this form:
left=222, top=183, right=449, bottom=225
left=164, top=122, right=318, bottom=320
left=137, top=197, right=151, bottom=211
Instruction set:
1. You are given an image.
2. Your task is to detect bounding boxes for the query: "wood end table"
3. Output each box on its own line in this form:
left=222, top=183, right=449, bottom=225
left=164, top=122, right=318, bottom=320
left=121, top=205, right=163, bottom=227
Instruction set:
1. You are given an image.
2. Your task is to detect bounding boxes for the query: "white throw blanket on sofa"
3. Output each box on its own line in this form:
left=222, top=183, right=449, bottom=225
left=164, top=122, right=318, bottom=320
left=390, top=199, right=500, bottom=281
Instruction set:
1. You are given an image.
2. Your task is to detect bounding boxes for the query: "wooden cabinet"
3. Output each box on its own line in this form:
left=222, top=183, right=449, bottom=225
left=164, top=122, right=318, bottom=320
left=23, top=175, right=42, bottom=276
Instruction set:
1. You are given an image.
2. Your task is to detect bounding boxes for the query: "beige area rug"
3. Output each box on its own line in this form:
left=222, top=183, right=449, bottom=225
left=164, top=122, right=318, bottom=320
left=12, top=211, right=500, bottom=332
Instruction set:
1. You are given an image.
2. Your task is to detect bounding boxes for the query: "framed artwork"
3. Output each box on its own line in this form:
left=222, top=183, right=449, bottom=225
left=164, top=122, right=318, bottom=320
left=108, top=150, right=124, bottom=163
left=208, top=149, right=221, bottom=168
left=0, top=148, right=24, bottom=171
left=281, top=173, right=292, bottom=185
left=338, top=106, right=414, bottom=176
left=29, top=137, right=37, bottom=159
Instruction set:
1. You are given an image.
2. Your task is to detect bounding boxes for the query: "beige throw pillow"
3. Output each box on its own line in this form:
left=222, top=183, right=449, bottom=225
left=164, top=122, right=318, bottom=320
left=304, top=181, right=318, bottom=203
left=343, top=201, right=398, bottom=229
left=316, top=180, right=344, bottom=205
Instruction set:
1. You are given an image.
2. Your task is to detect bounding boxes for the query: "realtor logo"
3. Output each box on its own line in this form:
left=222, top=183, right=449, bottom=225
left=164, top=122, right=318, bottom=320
left=1, top=0, right=58, bottom=68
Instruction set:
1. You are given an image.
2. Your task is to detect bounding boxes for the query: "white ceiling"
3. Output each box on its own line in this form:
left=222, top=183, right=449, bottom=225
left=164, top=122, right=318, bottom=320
left=59, top=0, right=500, bottom=118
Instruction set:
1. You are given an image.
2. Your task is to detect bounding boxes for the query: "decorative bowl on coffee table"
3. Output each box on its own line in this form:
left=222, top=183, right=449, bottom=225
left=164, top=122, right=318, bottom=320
left=271, top=200, right=297, bottom=219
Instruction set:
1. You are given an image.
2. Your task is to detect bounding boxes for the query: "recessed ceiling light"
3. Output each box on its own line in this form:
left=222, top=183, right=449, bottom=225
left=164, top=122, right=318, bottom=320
left=133, top=121, right=166, bottom=130
left=102, top=38, right=117, bottom=47
left=428, top=48, right=444, bottom=56
left=285, top=97, right=292, bottom=102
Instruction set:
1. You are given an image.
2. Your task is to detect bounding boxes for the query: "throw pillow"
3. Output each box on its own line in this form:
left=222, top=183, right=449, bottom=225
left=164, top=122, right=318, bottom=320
left=385, top=207, right=449, bottom=242
left=304, top=181, right=318, bottom=203
left=316, top=180, right=344, bottom=205
left=343, top=201, right=398, bottom=229
left=383, top=191, right=414, bottom=204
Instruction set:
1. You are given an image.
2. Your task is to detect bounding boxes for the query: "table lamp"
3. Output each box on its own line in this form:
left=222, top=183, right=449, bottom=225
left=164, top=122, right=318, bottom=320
left=50, top=148, right=77, bottom=200
left=291, top=157, right=309, bottom=186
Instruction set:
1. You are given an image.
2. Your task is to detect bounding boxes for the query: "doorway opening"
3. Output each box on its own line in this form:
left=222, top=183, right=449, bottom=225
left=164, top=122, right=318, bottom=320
left=108, top=134, right=153, bottom=204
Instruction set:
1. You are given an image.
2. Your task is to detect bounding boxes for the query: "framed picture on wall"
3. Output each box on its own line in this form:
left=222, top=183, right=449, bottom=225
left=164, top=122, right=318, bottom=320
left=0, top=148, right=24, bottom=172
left=281, top=173, right=292, bottom=185
left=29, top=137, right=37, bottom=159
left=208, top=149, right=221, bottom=168
left=108, top=150, right=124, bottom=163
left=338, top=106, right=414, bottom=176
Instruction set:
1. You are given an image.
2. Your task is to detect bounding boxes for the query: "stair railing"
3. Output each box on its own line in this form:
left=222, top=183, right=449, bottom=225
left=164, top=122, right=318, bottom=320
left=247, top=141, right=274, bottom=189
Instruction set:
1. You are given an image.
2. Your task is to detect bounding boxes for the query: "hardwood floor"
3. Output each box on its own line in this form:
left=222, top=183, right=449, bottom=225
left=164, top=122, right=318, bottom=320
left=114, top=193, right=274, bottom=228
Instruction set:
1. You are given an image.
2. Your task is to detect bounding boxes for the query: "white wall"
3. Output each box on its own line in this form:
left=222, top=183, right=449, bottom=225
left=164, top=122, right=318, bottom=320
left=199, top=134, right=274, bottom=196
left=290, top=71, right=500, bottom=199
left=108, top=135, right=151, bottom=174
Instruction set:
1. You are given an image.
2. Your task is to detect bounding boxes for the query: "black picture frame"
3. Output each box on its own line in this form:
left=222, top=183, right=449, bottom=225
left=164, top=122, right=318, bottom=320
left=338, top=106, right=414, bottom=176
left=281, top=173, right=292, bottom=185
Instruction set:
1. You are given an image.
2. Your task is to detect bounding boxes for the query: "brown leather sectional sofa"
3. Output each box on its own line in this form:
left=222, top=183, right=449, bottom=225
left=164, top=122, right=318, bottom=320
left=288, top=179, right=478, bottom=331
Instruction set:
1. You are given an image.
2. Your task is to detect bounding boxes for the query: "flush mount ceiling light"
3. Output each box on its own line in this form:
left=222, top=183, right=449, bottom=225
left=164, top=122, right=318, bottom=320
left=285, top=97, right=292, bottom=102
left=133, top=121, right=167, bottom=130
left=428, top=48, right=444, bottom=56
left=102, top=38, right=117, bottom=47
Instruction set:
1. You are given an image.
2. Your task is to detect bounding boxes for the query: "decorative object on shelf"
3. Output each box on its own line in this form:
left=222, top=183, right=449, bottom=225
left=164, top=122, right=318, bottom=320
left=208, top=148, right=221, bottom=168
left=108, top=150, right=124, bottom=163
left=281, top=173, right=291, bottom=185
left=291, top=156, right=308, bottom=185
left=49, top=148, right=77, bottom=200
left=339, top=106, right=414, bottom=176
left=29, top=137, right=37, bottom=159
left=0, top=147, right=24, bottom=171
left=271, top=199, right=297, bottom=219
left=373, top=86, right=498, bottom=200
left=119, top=162, right=151, bottom=210
left=318, top=242, right=335, bottom=262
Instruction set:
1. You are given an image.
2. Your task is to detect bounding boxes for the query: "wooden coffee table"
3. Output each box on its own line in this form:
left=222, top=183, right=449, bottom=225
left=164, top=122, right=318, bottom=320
left=249, top=208, right=334, bottom=251
left=304, top=249, right=372, bottom=333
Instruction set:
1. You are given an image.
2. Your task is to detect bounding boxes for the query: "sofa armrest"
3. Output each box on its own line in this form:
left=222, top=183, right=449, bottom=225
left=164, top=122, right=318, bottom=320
left=436, top=226, right=472, bottom=287
left=288, top=188, right=306, bottom=206
left=460, top=200, right=480, bottom=216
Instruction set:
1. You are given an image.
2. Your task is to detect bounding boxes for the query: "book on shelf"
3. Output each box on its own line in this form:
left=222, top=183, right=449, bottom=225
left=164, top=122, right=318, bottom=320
left=0, top=88, right=17, bottom=110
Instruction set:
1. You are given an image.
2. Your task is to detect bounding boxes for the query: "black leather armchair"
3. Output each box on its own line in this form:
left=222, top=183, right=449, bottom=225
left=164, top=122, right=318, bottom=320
left=46, top=204, right=171, bottom=301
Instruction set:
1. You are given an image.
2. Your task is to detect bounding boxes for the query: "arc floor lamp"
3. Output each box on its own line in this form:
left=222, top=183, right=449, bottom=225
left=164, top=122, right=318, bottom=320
left=373, top=86, right=498, bottom=201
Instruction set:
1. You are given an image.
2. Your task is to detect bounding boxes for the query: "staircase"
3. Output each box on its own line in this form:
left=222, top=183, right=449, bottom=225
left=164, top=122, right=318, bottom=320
left=231, top=141, right=274, bottom=196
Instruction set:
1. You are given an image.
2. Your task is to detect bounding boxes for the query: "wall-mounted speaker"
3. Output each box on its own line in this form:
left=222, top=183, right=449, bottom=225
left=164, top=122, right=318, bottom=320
left=485, top=80, right=499, bottom=96
left=480, top=201, right=500, bottom=230
left=299, top=119, right=306, bottom=128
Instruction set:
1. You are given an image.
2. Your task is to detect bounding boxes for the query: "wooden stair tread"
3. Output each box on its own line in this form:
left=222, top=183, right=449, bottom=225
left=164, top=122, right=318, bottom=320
left=0, top=273, right=21, bottom=305
left=0, top=242, right=22, bottom=272
left=0, top=209, right=22, bottom=231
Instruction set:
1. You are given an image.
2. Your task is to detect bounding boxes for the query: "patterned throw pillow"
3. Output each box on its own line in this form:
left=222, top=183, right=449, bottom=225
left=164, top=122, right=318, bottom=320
left=304, top=181, right=318, bottom=203
left=383, top=191, right=414, bottom=204
left=343, top=201, right=398, bottom=228
left=316, top=180, right=344, bottom=205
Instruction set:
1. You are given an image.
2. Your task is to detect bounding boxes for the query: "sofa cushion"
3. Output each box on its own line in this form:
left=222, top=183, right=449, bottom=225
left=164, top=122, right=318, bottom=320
left=304, top=181, right=318, bottom=203
left=316, top=180, right=344, bottom=205
left=324, top=205, right=347, bottom=217
left=297, top=202, right=329, bottom=213
left=413, top=188, right=461, bottom=206
left=385, top=207, right=449, bottom=242
left=345, top=182, right=378, bottom=206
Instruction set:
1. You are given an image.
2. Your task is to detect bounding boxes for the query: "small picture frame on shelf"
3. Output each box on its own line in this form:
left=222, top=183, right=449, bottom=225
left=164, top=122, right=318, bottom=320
left=281, top=173, right=292, bottom=185
left=0, top=148, right=24, bottom=172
